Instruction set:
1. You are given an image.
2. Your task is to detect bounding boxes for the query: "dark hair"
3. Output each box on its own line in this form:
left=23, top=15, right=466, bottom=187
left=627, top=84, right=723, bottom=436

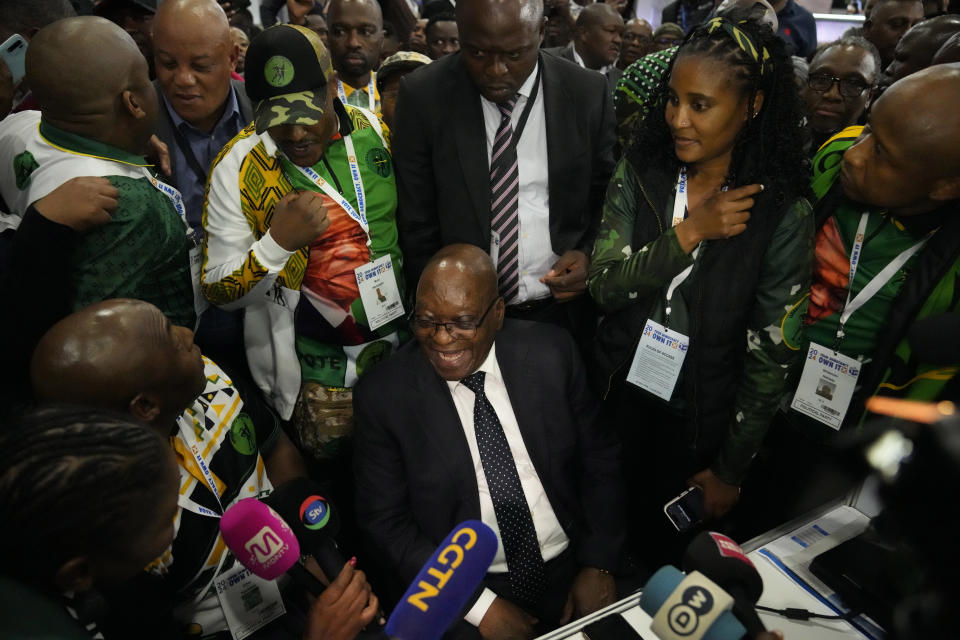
left=0, top=405, right=170, bottom=586
left=0, top=0, right=76, bottom=41
left=627, top=10, right=808, bottom=208
left=426, top=11, right=456, bottom=37
left=812, top=35, right=882, bottom=84
left=383, top=19, right=397, bottom=38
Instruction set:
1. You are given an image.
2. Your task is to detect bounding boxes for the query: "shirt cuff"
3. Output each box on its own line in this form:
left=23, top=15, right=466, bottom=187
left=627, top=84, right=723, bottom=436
left=464, top=588, right=497, bottom=627
left=257, top=230, right=297, bottom=271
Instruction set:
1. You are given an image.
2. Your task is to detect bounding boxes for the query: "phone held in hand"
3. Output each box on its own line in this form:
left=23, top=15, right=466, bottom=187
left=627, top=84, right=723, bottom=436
left=0, top=35, right=27, bottom=85
left=663, top=486, right=706, bottom=532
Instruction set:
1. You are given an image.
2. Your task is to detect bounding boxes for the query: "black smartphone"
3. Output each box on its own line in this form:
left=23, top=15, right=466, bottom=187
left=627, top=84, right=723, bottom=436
left=663, top=486, right=706, bottom=532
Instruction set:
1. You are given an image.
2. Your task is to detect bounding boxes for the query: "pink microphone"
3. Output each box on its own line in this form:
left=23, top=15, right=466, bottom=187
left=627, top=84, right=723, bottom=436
left=220, top=498, right=301, bottom=580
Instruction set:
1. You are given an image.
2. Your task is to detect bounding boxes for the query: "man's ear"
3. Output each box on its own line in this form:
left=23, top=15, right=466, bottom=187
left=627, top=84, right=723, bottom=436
left=130, top=391, right=162, bottom=423
left=121, top=88, right=148, bottom=121
left=228, top=42, right=240, bottom=69
left=929, top=176, right=960, bottom=202
left=55, top=557, right=94, bottom=593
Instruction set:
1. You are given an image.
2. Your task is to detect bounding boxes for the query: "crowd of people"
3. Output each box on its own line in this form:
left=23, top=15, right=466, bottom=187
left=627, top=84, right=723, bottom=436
left=1, top=0, right=959, bottom=638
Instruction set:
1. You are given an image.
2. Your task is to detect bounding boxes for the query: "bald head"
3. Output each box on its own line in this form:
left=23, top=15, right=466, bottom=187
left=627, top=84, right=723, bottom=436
left=419, top=244, right=499, bottom=301
left=886, top=63, right=960, bottom=173
left=884, top=14, right=960, bottom=84
left=457, top=0, right=544, bottom=33
left=577, top=2, right=621, bottom=28
left=155, top=0, right=231, bottom=36
left=31, top=300, right=207, bottom=430
left=933, top=32, right=960, bottom=66
left=27, top=16, right=148, bottom=125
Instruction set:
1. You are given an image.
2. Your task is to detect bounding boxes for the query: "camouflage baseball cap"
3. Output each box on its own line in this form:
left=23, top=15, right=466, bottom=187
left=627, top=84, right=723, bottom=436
left=244, top=24, right=334, bottom=134
left=375, top=51, right=433, bottom=92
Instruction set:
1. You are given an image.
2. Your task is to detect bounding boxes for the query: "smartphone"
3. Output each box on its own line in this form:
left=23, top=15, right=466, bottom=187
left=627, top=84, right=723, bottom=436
left=0, top=34, right=27, bottom=85
left=663, top=486, right=706, bottom=532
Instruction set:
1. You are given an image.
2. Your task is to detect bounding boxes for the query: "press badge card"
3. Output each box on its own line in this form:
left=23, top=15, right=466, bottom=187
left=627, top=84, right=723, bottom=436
left=355, top=254, right=404, bottom=331
left=214, top=564, right=285, bottom=640
left=625, top=319, right=689, bottom=401
left=790, top=343, right=861, bottom=430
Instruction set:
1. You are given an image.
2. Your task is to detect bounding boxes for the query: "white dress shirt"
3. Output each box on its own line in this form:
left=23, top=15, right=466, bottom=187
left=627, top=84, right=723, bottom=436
left=480, top=63, right=558, bottom=304
left=446, top=344, right=570, bottom=625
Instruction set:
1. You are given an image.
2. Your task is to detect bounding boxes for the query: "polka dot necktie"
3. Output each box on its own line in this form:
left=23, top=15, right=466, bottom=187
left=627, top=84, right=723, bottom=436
left=489, top=95, right=522, bottom=304
left=461, top=371, right=546, bottom=608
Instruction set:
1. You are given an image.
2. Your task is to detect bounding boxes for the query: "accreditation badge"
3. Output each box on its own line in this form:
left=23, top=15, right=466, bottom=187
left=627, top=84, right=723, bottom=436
left=790, top=342, right=861, bottom=430
left=214, top=563, right=285, bottom=640
left=355, top=254, right=404, bottom=331
left=625, top=319, right=689, bottom=401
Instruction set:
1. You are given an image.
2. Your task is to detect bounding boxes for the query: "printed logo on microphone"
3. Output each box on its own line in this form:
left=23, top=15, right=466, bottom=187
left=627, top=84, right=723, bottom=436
left=299, top=495, right=331, bottom=530
left=407, top=526, right=478, bottom=612
left=667, top=586, right=714, bottom=636
left=244, top=525, right=290, bottom=568
left=708, top=532, right=755, bottom=568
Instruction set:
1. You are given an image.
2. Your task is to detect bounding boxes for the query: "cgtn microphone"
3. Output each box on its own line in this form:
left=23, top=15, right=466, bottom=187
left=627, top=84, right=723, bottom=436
left=639, top=566, right=747, bottom=640
left=220, top=497, right=325, bottom=595
left=385, top=520, right=498, bottom=640
left=263, top=477, right=344, bottom=582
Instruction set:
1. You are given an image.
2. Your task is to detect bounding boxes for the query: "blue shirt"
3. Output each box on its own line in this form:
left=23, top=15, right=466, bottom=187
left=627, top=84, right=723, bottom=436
left=162, top=87, right=244, bottom=232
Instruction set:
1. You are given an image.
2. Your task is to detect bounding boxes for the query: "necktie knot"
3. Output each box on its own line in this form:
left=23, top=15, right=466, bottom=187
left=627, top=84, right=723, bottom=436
left=460, top=371, right=486, bottom=394
left=497, top=95, right=519, bottom=118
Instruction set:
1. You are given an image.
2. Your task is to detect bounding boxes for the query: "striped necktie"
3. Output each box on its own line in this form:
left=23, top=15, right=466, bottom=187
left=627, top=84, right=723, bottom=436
left=490, top=96, right=522, bottom=303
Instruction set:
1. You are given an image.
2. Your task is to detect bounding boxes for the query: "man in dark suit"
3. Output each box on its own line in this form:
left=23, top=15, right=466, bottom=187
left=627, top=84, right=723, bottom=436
left=354, top=244, right=625, bottom=640
left=545, top=2, right=625, bottom=93
left=392, top=0, right=616, bottom=344
left=152, top=0, right=253, bottom=372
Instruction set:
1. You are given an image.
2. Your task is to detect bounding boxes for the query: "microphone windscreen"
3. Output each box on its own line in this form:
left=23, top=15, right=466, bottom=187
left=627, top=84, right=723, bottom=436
left=264, top=477, right=341, bottom=542
left=639, top=566, right=747, bottom=640
left=682, top=532, right=762, bottom=604
left=220, top=498, right=301, bottom=580
left=385, top=520, right=498, bottom=640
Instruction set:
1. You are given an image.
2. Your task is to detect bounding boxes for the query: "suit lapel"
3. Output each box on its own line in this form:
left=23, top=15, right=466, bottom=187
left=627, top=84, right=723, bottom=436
left=496, top=331, right=551, bottom=481
left=411, top=348, right=482, bottom=516
left=452, top=60, right=493, bottom=241
left=542, top=54, right=569, bottom=246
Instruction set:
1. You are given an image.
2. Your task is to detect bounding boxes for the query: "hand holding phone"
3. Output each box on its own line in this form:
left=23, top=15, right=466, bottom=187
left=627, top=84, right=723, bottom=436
left=663, top=486, right=706, bottom=532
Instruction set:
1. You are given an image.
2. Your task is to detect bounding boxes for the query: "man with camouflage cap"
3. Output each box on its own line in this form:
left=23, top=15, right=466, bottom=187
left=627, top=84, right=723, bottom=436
left=202, top=23, right=406, bottom=462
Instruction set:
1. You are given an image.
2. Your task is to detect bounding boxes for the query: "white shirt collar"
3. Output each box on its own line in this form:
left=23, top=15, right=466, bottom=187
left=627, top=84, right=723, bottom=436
left=516, top=62, right=540, bottom=100
left=446, top=343, right=500, bottom=392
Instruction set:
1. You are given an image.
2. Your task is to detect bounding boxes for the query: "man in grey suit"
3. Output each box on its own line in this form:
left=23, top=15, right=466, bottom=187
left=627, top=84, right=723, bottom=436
left=151, top=0, right=254, bottom=373
left=393, top=0, right=616, bottom=346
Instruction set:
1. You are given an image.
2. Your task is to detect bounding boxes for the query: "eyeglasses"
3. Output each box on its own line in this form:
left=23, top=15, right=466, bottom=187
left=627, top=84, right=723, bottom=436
left=409, top=298, right=499, bottom=338
left=807, top=73, right=872, bottom=98
left=655, top=37, right=682, bottom=46
left=623, top=33, right=653, bottom=44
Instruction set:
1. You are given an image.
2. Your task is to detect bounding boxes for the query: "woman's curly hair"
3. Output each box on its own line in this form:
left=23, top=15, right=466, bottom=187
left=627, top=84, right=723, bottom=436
left=626, top=7, right=810, bottom=209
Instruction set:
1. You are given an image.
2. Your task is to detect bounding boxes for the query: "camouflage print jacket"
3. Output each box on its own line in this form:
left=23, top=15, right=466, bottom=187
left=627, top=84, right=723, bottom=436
left=588, top=156, right=814, bottom=484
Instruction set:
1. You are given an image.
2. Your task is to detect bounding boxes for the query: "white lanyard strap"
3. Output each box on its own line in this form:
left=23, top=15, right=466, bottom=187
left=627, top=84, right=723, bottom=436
left=290, top=133, right=370, bottom=245
left=176, top=416, right=224, bottom=510
left=178, top=494, right=221, bottom=519
left=836, top=213, right=930, bottom=338
left=337, top=77, right=376, bottom=112
left=665, top=167, right=700, bottom=317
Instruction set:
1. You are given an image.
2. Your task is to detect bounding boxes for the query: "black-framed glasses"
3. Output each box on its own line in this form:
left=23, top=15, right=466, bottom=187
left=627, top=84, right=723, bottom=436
left=807, top=73, right=872, bottom=98
left=409, top=297, right=500, bottom=338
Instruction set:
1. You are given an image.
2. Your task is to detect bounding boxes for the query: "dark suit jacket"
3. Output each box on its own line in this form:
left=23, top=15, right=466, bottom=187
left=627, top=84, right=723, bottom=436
left=353, top=320, right=625, bottom=598
left=392, top=52, right=617, bottom=286
left=543, top=43, right=622, bottom=95
left=151, top=78, right=254, bottom=193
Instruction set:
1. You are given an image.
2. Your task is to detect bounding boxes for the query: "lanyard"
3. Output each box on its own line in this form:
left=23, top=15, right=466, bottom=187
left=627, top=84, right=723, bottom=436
left=176, top=415, right=224, bottom=517
left=162, top=103, right=211, bottom=186
left=834, top=212, right=930, bottom=343
left=287, top=132, right=370, bottom=246
left=338, top=77, right=376, bottom=112
left=665, top=167, right=700, bottom=324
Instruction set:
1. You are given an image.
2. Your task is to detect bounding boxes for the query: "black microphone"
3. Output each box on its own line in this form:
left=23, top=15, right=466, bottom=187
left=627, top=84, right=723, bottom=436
left=263, top=477, right=345, bottom=582
left=681, top=532, right=766, bottom=637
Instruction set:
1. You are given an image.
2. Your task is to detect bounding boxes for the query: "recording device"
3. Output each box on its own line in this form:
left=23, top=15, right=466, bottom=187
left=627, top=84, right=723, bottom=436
left=0, top=35, right=27, bottom=85
left=681, top=532, right=766, bottom=636
left=385, top=520, right=498, bottom=640
left=664, top=486, right=706, bottom=532
left=263, top=477, right=344, bottom=583
left=639, top=565, right=747, bottom=640
left=220, top=498, right=326, bottom=595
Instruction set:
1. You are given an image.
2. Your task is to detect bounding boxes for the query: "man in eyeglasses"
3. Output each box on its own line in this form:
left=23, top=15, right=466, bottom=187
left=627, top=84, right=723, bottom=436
left=803, top=36, right=881, bottom=152
left=354, top=243, right=625, bottom=640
